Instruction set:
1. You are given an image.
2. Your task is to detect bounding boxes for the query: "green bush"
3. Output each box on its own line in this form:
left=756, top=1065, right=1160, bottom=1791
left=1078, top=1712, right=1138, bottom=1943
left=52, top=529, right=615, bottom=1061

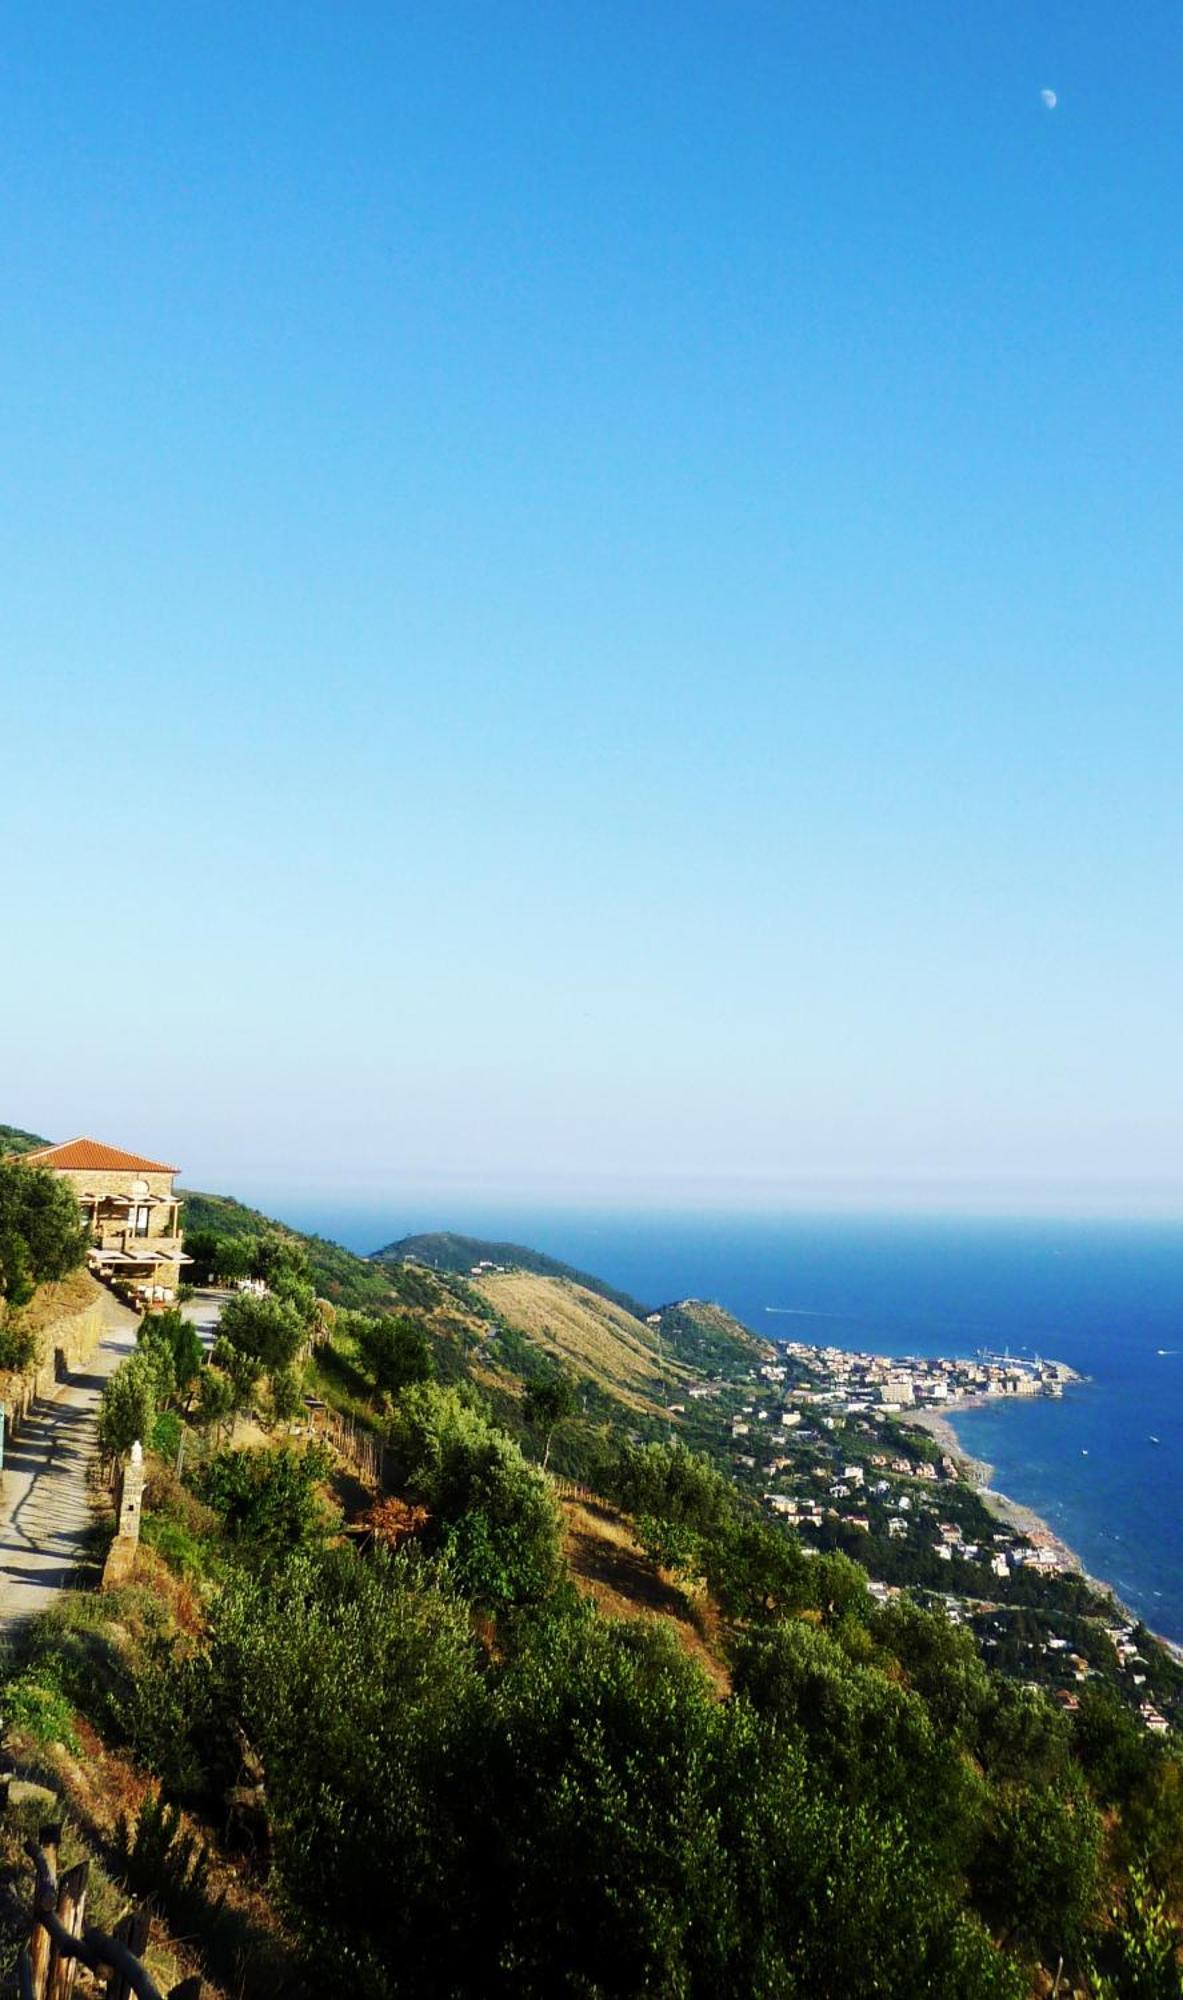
left=199, top=1445, right=333, bottom=1556
left=388, top=1382, right=561, bottom=1610
left=3, top=1667, right=79, bottom=1751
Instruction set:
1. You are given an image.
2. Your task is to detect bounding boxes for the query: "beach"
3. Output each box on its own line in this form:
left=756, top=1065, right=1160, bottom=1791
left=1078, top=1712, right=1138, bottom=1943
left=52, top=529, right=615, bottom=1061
left=907, top=1404, right=1087, bottom=1568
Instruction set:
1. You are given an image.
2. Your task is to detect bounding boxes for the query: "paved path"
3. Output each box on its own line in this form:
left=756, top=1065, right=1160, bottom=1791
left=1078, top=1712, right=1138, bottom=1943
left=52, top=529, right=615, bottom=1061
left=181, top=1287, right=228, bottom=1351
left=0, top=1286, right=139, bottom=1637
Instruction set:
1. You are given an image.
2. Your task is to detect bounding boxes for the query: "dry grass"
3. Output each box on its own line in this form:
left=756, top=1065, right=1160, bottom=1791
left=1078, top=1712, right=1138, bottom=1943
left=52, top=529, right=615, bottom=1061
left=474, top=1274, right=690, bottom=1412
left=7, top=1267, right=103, bottom=1343
left=560, top=1497, right=731, bottom=1696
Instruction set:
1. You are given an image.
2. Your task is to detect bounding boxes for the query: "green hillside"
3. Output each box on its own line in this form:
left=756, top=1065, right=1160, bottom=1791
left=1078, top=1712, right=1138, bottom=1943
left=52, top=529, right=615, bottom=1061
left=656, top=1297, right=770, bottom=1372
left=179, top=1187, right=401, bottom=1312
left=0, top=1124, right=51, bottom=1157
left=375, top=1229, right=653, bottom=1320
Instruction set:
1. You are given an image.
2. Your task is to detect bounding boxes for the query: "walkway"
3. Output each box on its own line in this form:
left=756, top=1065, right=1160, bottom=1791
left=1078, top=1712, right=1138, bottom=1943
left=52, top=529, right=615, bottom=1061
left=0, top=1286, right=139, bottom=1636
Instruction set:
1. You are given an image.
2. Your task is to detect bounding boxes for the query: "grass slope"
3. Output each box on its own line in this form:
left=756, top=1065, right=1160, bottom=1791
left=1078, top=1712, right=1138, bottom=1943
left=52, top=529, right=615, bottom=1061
left=473, top=1271, right=691, bottom=1415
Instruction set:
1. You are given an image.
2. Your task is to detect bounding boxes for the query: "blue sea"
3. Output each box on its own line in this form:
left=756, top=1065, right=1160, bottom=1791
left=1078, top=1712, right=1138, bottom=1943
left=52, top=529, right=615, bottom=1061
left=261, top=1200, right=1183, bottom=1643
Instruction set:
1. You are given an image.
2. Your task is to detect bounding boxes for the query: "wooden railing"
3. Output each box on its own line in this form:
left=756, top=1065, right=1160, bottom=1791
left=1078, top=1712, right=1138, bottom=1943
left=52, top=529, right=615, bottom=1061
left=14, top=1824, right=202, bottom=2000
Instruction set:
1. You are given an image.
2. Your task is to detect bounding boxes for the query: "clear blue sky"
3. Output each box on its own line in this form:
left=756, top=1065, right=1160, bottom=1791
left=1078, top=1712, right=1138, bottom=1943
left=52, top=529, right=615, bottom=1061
left=3, top=3, right=1181, bottom=1215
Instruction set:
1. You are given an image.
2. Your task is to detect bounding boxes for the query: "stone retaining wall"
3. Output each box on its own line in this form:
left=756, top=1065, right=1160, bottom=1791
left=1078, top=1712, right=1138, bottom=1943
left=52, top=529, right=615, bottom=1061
left=0, top=1275, right=108, bottom=1437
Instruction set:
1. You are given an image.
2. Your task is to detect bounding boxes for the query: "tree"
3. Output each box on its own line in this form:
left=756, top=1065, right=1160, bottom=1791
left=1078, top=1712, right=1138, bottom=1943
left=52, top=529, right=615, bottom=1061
left=200, top=1445, right=333, bottom=1555
left=0, top=1230, right=36, bottom=1311
left=270, top=1365, right=305, bottom=1425
left=98, top=1355, right=157, bottom=1459
left=252, top=1234, right=316, bottom=1322
left=1089, top=1865, right=1183, bottom=2000
left=387, top=1382, right=562, bottom=1609
left=181, top=1229, right=221, bottom=1285
left=196, top=1367, right=235, bottom=1440
left=354, top=1315, right=433, bottom=1399
left=215, top=1238, right=254, bottom=1283
left=522, top=1368, right=578, bottom=1471
left=872, top=1597, right=990, bottom=1743
left=971, top=1776, right=1103, bottom=1966
left=218, top=1292, right=306, bottom=1374
left=0, top=1164, right=88, bottom=1302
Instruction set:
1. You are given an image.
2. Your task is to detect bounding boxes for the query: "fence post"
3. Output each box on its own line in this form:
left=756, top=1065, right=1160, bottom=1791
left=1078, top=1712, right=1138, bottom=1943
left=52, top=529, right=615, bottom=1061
left=47, top=1859, right=87, bottom=2000
left=27, top=1824, right=60, bottom=2000
left=104, top=1910, right=150, bottom=2000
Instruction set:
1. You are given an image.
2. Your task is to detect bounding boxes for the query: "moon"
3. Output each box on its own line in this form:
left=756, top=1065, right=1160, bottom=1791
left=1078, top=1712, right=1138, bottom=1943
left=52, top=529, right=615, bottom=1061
left=1041, top=88, right=1058, bottom=109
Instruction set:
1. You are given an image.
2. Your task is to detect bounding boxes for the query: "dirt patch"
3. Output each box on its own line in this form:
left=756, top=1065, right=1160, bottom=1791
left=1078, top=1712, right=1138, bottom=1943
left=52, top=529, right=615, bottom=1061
left=561, top=1498, right=731, bottom=1696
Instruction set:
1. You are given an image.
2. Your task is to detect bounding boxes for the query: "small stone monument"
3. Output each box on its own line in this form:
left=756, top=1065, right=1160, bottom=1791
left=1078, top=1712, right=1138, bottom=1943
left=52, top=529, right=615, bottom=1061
left=102, top=1439, right=146, bottom=1589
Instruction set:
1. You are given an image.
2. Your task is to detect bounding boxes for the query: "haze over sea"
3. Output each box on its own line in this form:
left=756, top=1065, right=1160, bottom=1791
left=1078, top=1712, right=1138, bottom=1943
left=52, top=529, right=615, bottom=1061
left=264, top=1201, right=1183, bottom=1644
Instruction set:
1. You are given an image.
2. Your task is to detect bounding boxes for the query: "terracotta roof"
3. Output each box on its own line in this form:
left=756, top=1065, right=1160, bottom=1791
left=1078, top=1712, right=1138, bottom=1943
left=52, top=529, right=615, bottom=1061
left=18, top=1138, right=180, bottom=1175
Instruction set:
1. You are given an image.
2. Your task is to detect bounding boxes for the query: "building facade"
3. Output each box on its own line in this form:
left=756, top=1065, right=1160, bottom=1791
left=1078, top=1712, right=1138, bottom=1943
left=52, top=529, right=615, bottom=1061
left=17, top=1137, right=190, bottom=1304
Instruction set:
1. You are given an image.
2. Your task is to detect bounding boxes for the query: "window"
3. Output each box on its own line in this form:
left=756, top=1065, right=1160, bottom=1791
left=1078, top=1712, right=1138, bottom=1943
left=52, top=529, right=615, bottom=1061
left=134, top=1205, right=150, bottom=1238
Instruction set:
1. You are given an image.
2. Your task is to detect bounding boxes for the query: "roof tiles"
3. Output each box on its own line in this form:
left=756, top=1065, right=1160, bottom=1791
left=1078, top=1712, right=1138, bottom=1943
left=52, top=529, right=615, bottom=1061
left=17, top=1137, right=179, bottom=1175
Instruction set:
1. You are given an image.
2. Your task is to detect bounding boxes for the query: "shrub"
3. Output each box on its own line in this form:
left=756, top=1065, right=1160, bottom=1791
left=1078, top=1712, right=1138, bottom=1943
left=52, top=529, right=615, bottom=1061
left=3, top=1667, right=79, bottom=1751
left=199, top=1445, right=334, bottom=1556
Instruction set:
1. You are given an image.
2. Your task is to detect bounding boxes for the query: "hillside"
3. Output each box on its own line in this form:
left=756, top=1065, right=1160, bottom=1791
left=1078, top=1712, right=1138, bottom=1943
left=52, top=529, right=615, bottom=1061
left=472, top=1271, right=692, bottom=1415
left=0, top=1123, right=51, bottom=1157
left=179, top=1187, right=402, bottom=1312
left=180, top=1190, right=692, bottom=1446
left=373, top=1230, right=652, bottom=1319
left=655, top=1297, right=769, bottom=1373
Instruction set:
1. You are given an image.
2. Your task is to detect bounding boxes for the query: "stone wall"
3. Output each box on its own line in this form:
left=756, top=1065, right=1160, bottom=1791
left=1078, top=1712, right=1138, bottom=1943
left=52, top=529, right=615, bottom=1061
left=0, top=1270, right=109, bottom=1436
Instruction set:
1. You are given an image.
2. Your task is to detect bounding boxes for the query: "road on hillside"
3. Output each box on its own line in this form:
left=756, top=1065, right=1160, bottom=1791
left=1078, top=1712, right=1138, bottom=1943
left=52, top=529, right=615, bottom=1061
left=0, top=1286, right=228, bottom=1636
left=0, top=1286, right=140, bottom=1635
left=181, top=1287, right=228, bottom=1351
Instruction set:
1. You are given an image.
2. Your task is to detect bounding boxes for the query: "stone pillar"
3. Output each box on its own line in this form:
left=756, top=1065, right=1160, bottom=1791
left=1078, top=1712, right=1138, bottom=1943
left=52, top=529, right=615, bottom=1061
left=117, top=1440, right=145, bottom=1543
left=103, top=1441, right=145, bottom=1590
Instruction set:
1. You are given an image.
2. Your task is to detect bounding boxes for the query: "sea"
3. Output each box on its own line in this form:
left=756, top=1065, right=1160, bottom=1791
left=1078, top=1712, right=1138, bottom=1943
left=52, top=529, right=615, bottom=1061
left=261, top=1201, right=1183, bottom=1644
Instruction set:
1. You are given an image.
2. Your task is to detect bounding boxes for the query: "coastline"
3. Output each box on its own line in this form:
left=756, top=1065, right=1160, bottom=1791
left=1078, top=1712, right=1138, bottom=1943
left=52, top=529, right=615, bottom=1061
left=906, top=1405, right=1183, bottom=1669
left=906, top=1405, right=1083, bottom=1564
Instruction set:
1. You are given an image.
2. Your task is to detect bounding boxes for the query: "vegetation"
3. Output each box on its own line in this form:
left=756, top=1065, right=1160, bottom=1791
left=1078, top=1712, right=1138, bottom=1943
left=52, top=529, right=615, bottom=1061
left=180, top=1191, right=397, bottom=1309
left=0, top=1161, right=88, bottom=1314
left=375, top=1230, right=652, bottom=1318
left=3, top=1158, right=1182, bottom=1998
left=73, top=1386, right=1183, bottom=2000
left=0, top=1124, right=50, bottom=1157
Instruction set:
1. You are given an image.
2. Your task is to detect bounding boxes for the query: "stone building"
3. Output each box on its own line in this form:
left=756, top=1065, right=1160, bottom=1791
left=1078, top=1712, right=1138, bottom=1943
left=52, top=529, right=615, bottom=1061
left=17, top=1137, right=190, bottom=1304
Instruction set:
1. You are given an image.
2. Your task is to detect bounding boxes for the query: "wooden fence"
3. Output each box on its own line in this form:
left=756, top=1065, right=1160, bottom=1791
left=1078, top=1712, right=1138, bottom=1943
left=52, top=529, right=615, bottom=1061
left=547, top=1474, right=610, bottom=1508
left=311, top=1404, right=388, bottom=1488
left=14, top=1824, right=201, bottom=2000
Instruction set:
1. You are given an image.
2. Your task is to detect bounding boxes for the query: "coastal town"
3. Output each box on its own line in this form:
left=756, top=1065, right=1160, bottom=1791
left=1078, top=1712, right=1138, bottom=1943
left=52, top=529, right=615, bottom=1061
left=675, top=1327, right=1181, bottom=1733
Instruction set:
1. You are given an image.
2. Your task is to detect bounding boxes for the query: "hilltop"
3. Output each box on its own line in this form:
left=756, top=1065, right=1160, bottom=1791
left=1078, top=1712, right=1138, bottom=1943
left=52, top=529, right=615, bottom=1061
left=373, top=1229, right=651, bottom=1319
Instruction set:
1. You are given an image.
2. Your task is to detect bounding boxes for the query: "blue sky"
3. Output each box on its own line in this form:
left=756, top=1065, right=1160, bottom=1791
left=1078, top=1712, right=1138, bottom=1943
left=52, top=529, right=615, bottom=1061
left=2, top=3, right=1181, bottom=1215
